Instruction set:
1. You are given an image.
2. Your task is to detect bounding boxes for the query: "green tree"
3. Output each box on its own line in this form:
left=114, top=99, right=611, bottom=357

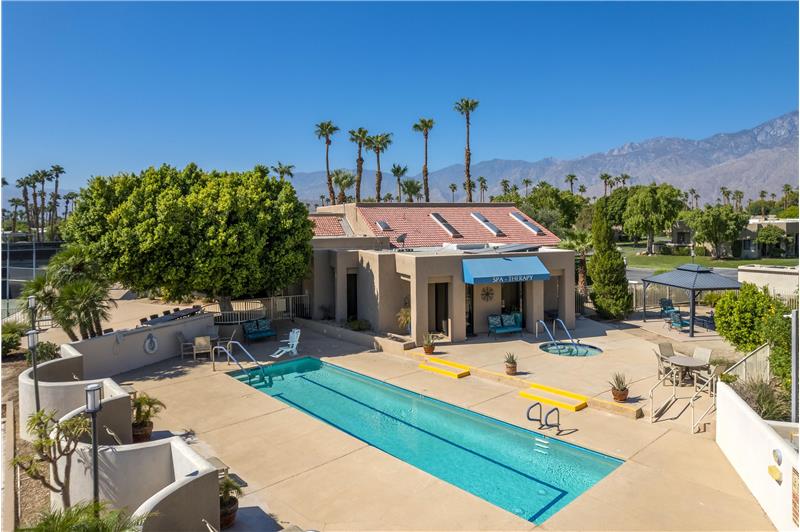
left=560, top=229, right=592, bottom=297
left=599, top=173, right=614, bottom=196
left=564, top=174, right=577, bottom=194
left=315, top=121, right=339, bottom=204
left=332, top=169, right=355, bottom=205
left=448, top=183, right=457, bottom=202
left=454, top=97, right=479, bottom=202
left=400, top=179, right=422, bottom=202
left=412, top=118, right=435, bottom=202
left=391, top=164, right=408, bottom=203
left=605, top=186, right=634, bottom=228
left=685, top=204, right=749, bottom=259
left=587, top=198, right=631, bottom=319
left=348, top=127, right=369, bottom=202
left=756, top=224, right=786, bottom=257
left=623, top=183, right=683, bottom=254
left=270, top=161, right=295, bottom=180
left=366, top=133, right=392, bottom=203
left=477, top=176, right=488, bottom=202
left=522, top=178, right=532, bottom=196
left=578, top=184, right=587, bottom=196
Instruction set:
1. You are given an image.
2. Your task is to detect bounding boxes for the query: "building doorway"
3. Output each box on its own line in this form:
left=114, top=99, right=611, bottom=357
left=465, top=284, right=474, bottom=336
left=434, top=282, right=449, bottom=336
left=346, top=273, right=358, bottom=320
left=501, top=282, right=522, bottom=313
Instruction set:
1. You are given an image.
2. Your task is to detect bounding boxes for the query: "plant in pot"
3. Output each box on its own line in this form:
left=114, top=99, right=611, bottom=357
left=608, top=372, right=630, bottom=402
left=505, top=352, right=517, bottom=375
left=422, top=332, right=435, bottom=355
left=131, top=393, right=166, bottom=443
left=396, top=307, right=411, bottom=334
left=219, top=474, right=243, bottom=529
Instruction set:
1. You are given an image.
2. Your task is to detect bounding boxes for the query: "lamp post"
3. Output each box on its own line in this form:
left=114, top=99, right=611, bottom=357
left=85, top=383, right=103, bottom=514
left=27, top=329, right=41, bottom=412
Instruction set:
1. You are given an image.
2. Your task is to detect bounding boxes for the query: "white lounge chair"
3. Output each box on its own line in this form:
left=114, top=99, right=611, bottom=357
left=271, top=329, right=301, bottom=358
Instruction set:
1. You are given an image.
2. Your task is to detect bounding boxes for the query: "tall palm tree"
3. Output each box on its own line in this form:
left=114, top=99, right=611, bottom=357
left=759, top=190, right=768, bottom=218
left=38, top=169, right=50, bottom=237
left=477, top=176, right=487, bottom=202
left=564, top=174, right=577, bottom=194
left=271, top=162, right=295, bottom=180
left=16, top=176, right=32, bottom=240
left=319, top=194, right=326, bottom=207
left=578, top=184, right=587, bottom=196
left=500, top=179, right=510, bottom=195
left=599, top=173, right=613, bottom=196
left=733, top=190, right=744, bottom=211
left=400, top=179, right=422, bottom=202
left=365, top=133, right=392, bottom=202
left=687, top=188, right=697, bottom=209
left=693, top=190, right=701, bottom=210
left=315, top=121, right=339, bottom=204
left=454, top=98, right=479, bottom=202
left=770, top=192, right=777, bottom=203
left=559, top=229, right=592, bottom=298
left=412, top=118, right=435, bottom=202
left=617, top=173, right=631, bottom=188
left=720, top=186, right=730, bottom=206
left=462, top=178, right=475, bottom=202
left=391, top=164, right=408, bottom=202
left=522, top=178, right=532, bottom=196
left=9, top=198, right=24, bottom=235
left=782, top=184, right=794, bottom=209
left=348, top=128, right=369, bottom=202
left=49, top=164, right=64, bottom=235
left=448, top=183, right=457, bottom=203
left=331, top=169, right=356, bottom=205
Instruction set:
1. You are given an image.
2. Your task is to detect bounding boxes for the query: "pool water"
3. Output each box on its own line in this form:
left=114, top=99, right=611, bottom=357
left=540, top=342, right=603, bottom=357
left=232, top=358, right=620, bottom=523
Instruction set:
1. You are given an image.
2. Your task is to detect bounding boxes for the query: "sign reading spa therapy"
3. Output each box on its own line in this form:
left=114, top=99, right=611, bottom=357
left=491, top=274, right=540, bottom=283
left=462, top=256, right=551, bottom=285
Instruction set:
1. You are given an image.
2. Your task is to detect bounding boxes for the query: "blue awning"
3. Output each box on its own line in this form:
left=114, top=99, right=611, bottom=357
left=462, top=256, right=551, bottom=285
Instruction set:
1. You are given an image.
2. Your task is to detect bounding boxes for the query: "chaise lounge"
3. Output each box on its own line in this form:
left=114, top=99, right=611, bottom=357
left=488, top=312, right=523, bottom=338
left=242, top=318, right=277, bottom=342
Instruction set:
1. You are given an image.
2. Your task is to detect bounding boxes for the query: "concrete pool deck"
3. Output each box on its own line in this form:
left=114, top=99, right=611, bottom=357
left=115, top=321, right=773, bottom=531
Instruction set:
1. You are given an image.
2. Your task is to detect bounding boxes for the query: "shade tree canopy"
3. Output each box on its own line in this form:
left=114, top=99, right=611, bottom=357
left=684, top=204, right=749, bottom=259
left=623, top=183, right=684, bottom=254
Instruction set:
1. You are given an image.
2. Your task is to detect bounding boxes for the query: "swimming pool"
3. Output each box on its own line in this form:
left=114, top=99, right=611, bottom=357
left=231, top=357, right=621, bottom=523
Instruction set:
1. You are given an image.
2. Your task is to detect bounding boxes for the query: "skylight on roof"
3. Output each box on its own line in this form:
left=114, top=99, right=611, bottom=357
left=376, top=220, right=391, bottom=231
left=430, top=212, right=462, bottom=238
left=471, top=212, right=505, bottom=237
left=509, top=211, right=542, bottom=234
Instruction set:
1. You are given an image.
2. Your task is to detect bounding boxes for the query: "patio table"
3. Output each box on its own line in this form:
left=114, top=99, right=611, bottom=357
left=668, top=355, right=708, bottom=384
left=142, top=307, right=201, bottom=326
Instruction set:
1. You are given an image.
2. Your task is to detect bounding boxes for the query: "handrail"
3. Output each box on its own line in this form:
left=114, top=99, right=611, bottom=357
left=537, top=320, right=562, bottom=354
left=212, top=345, right=251, bottom=385
left=649, top=369, right=678, bottom=423
left=723, top=342, right=770, bottom=381
left=554, top=318, right=577, bottom=345
left=527, top=402, right=543, bottom=428
left=225, top=341, right=268, bottom=383
left=690, top=376, right=716, bottom=434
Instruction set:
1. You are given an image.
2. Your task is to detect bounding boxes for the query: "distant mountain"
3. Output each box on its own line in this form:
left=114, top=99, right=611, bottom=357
left=295, top=111, right=798, bottom=204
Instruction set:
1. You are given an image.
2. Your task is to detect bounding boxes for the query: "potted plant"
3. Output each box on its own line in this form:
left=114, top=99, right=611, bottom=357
left=505, top=352, right=517, bottom=375
left=608, top=372, right=630, bottom=402
left=422, top=332, right=435, bottom=354
left=396, top=307, right=411, bottom=334
left=132, top=393, right=166, bottom=443
left=219, top=474, right=243, bottom=529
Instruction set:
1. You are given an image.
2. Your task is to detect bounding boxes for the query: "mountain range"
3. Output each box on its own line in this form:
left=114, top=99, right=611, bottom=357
left=292, top=110, right=798, bottom=204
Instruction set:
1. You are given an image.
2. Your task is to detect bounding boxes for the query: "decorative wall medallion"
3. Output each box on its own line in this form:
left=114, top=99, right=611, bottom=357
left=481, top=286, right=494, bottom=302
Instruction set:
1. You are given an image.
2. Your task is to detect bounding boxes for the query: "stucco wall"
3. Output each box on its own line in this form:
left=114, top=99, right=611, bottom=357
left=716, top=382, right=798, bottom=531
left=473, top=283, right=501, bottom=334
left=738, top=265, right=799, bottom=297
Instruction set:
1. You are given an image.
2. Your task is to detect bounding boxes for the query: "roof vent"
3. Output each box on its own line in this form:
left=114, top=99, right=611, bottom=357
left=376, top=220, right=392, bottom=231
left=471, top=212, right=505, bottom=237
left=509, top=211, right=542, bottom=234
left=430, top=212, right=462, bottom=238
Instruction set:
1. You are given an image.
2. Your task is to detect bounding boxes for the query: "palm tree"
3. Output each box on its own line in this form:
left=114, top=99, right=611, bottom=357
left=59, top=279, right=116, bottom=339
left=477, top=176, right=488, bottom=202
left=315, top=121, right=339, bottom=204
left=391, top=164, right=408, bottom=202
left=332, top=169, right=356, bottom=205
left=62, top=191, right=78, bottom=218
left=687, top=188, right=697, bottom=209
left=782, top=184, right=794, bottom=209
left=454, top=98, right=479, bottom=202
left=365, top=133, right=392, bottom=202
left=564, top=174, right=577, bottom=194
left=693, top=190, right=701, bottom=210
left=578, top=184, right=587, bottom=196
left=9, top=198, right=24, bottom=235
left=770, top=192, right=777, bottom=203
left=449, top=183, right=457, bottom=203
left=720, top=186, right=731, bottom=206
left=16, top=176, right=33, bottom=240
left=21, top=501, right=147, bottom=531
left=271, top=162, right=295, bottom=180
left=348, top=128, right=369, bottom=202
left=500, top=179, right=510, bottom=195
left=400, top=179, right=422, bottom=202
left=759, top=190, right=768, bottom=218
left=599, top=173, right=613, bottom=196
left=383, top=193, right=393, bottom=202
left=559, top=229, right=592, bottom=298
left=521, top=178, right=532, bottom=196
left=22, top=274, right=79, bottom=341
left=319, top=194, right=326, bottom=207
left=412, top=118, right=435, bottom=202
left=617, top=173, right=631, bottom=188
left=733, top=190, right=744, bottom=211
left=49, top=164, right=64, bottom=235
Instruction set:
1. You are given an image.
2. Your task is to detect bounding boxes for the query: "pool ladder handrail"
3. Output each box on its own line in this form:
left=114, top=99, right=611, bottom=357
left=554, top=318, right=578, bottom=346
left=537, top=320, right=563, bottom=354
left=225, top=340, right=269, bottom=383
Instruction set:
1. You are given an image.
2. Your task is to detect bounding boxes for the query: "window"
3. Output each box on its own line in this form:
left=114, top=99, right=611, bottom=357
left=471, top=212, right=505, bottom=237
left=430, top=212, right=462, bottom=237
left=509, top=211, right=542, bottom=234
left=376, top=220, right=391, bottom=231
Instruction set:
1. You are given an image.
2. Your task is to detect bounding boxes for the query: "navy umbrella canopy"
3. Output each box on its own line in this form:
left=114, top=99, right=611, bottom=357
left=641, top=264, right=741, bottom=337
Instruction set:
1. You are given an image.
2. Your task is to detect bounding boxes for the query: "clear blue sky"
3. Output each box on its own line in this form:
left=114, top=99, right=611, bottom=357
left=3, top=1, right=797, bottom=189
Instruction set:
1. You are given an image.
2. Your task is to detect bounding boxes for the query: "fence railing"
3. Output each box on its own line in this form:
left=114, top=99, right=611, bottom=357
left=628, top=282, right=730, bottom=310
left=203, top=295, right=311, bottom=324
left=723, top=343, right=771, bottom=382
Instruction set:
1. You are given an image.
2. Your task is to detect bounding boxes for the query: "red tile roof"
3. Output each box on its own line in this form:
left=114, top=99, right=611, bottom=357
left=309, top=214, right=345, bottom=237
left=356, top=203, right=560, bottom=248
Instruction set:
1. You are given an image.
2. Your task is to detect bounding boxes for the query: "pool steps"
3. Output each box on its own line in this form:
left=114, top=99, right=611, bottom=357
left=418, top=357, right=471, bottom=379
left=519, top=382, right=589, bottom=412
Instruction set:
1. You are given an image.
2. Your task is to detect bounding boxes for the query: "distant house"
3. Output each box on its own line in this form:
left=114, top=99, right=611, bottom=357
left=671, top=217, right=798, bottom=259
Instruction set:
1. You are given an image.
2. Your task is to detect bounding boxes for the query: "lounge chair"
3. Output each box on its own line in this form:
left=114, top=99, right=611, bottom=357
left=193, top=336, right=213, bottom=360
left=659, top=298, right=678, bottom=317
left=271, top=329, right=301, bottom=358
left=668, top=311, right=690, bottom=332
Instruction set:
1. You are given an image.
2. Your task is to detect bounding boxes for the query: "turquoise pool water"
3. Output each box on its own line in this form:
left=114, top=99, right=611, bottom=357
left=539, top=342, right=603, bottom=357
left=231, top=358, right=621, bottom=523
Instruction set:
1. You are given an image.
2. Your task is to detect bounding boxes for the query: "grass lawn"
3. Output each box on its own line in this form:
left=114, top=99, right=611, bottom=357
left=617, top=242, right=800, bottom=270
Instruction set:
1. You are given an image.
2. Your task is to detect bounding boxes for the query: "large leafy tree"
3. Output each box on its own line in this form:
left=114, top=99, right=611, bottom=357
left=454, top=98, right=479, bottom=202
left=623, top=183, right=683, bottom=254
left=412, top=118, right=434, bottom=202
left=315, top=121, right=339, bottom=204
left=587, top=198, right=631, bottom=319
left=685, top=204, right=749, bottom=259
left=366, top=133, right=392, bottom=202
left=63, top=164, right=313, bottom=308
left=348, top=128, right=369, bottom=202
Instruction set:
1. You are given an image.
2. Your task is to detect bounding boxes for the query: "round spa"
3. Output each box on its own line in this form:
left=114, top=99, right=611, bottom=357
left=539, top=342, right=602, bottom=357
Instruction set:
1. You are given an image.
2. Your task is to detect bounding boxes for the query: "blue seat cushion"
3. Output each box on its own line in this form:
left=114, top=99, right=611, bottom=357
left=501, top=314, right=515, bottom=327
left=256, top=318, right=271, bottom=330
left=512, top=312, right=522, bottom=327
left=243, top=321, right=258, bottom=334
left=488, top=315, right=502, bottom=330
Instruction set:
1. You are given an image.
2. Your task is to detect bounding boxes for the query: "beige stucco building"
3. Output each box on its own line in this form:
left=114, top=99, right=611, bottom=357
left=302, top=203, right=575, bottom=346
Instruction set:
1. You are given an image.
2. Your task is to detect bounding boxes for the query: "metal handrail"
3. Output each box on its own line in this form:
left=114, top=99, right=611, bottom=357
left=537, top=320, right=562, bottom=354
left=527, top=402, right=543, bottom=427
left=212, top=345, right=251, bottom=385
left=225, top=340, right=268, bottom=382
left=723, top=342, right=770, bottom=381
left=690, top=376, right=716, bottom=434
left=544, top=407, right=560, bottom=430
left=649, top=369, right=678, bottom=423
left=554, top=318, right=577, bottom=345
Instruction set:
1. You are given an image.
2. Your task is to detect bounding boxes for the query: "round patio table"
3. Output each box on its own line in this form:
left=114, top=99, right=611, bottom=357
left=668, top=355, right=708, bottom=384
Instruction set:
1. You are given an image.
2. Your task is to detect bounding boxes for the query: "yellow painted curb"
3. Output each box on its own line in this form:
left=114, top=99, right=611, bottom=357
left=528, top=382, right=589, bottom=402
left=519, top=390, right=588, bottom=412
left=427, top=357, right=471, bottom=371
left=419, top=363, right=470, bottom=379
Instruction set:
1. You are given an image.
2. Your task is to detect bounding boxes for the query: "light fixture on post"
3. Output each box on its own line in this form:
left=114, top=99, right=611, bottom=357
left=26, top=329, right=41, bottom=412
left=85, top=383, right=103, bottom=513
left=27, top=294, right=36, bottom=330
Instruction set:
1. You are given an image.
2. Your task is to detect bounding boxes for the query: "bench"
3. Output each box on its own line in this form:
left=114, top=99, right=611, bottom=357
left=242, top=319, right=277, bottom=342
left=488, top=312, right=523, bottom=337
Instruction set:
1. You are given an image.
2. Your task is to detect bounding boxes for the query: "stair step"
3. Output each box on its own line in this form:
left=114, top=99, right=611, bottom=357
left=519, top=389, right=587, bottom=412
left=426, top=357, right=472, bottom=371
left=419, top=362, right=470, bottom=379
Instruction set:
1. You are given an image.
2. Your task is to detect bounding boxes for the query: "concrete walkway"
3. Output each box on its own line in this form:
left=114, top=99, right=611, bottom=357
left=116, top=323, right=772, bottom=531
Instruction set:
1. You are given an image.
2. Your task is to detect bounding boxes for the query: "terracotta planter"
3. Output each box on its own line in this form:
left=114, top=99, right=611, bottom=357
left=131, top=421, right=153, bottom=443
left=505, top=363, right=517, bottom=376
left=423, top=344, right=435, bottom=355
left=611, top=388, right=629, bottom=403
left=220, top=497, right=239, bottom=529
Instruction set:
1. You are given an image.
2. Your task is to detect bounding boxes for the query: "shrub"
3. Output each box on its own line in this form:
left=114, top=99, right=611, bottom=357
left=2, top=333, right=21, bottom=355
left=702, top=292, right=724, bottom=308
left=732, top=378, right=790, bottom=421
left=588, top=200, right=632, bottom=319
left=778, top=205, right=798, bottom=219
left=345, top=319, right=371, bottom=332
left=715, top=283, right=774, bottom=352
left=3, top=320, right=28, bottom=336
left=659, top=246, right=672, bottom=255
left=26, top=341, right=60, bottom=365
